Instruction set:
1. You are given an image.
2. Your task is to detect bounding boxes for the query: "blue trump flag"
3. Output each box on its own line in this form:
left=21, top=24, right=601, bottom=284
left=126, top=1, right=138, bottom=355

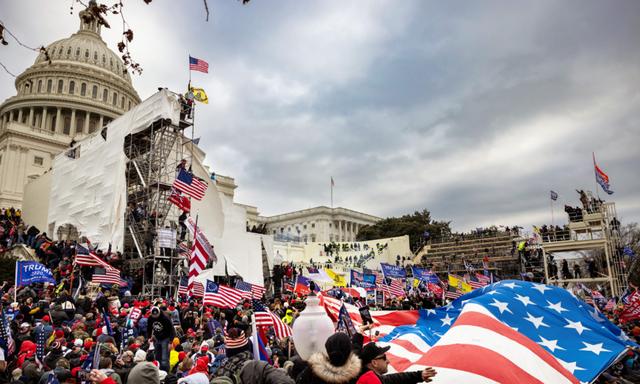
left=15, top=261, right=56, bottom=286
left=379, top=280, right=637, bottom=383
left=412, top=266, right=441, bottom=284
left=380, top=263, right=406, bottom=279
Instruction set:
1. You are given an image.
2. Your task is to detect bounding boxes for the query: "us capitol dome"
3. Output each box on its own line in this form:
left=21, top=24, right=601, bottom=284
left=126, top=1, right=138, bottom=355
left=0, top=2, right=141, bottom=207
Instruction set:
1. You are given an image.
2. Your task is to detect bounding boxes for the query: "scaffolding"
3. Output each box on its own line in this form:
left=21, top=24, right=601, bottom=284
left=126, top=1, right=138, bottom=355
left=541, top=201, right=627, bottom=296
left=123, top=110, right=193, bottom=298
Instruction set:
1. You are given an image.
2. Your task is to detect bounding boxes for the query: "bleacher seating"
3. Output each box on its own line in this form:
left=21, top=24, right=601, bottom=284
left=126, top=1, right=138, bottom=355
left=415, top=231, right=523, bottom=278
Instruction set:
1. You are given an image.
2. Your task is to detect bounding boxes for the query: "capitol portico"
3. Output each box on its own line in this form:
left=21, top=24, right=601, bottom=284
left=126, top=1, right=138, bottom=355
left=0, top=4, right=140, bottom=208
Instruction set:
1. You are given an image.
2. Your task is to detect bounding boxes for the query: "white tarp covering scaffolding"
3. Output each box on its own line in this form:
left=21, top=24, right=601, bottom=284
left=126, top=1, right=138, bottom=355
left=47, top=90, right=180, bottom=251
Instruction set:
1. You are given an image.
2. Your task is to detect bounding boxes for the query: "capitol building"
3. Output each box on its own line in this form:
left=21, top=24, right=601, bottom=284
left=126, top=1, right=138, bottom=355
left=0, top=3, right=380, bottom=245
left=0, top=5, right=140, bottom=208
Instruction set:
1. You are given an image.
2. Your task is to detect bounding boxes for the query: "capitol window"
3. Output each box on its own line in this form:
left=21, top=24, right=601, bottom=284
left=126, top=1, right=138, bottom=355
left=33, top=156, right=44, bottom=166
left=112, top=92, right=118, bottom=106
left=37, top=80, right=42, bottom=93
left=76, top=48, right=80, bottom=57
left=85, top=49, right=89, bottom=58
left=57, top=80, right=63, bottom=93
left=94, top=52, right=98, bottom=61
left=47, top=79, right=52, bottom=93
left=92, top=85, right=97, bottom=99
left=121, top=96, right=125, bottom=108
left=67, top=47, right=71, bottom=56
left=80, top=83, right=86, bottom=96
left=103, top=89, right=108, bottom=102
left=69, top=81, right=75, bottom=95
left=312, top=223, right=316, bottom=228
left=102, top=55, right=106, bottom=64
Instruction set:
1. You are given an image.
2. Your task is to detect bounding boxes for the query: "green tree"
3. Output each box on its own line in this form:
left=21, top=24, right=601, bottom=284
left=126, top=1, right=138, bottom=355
left=356, top=209, right=450, bottom=251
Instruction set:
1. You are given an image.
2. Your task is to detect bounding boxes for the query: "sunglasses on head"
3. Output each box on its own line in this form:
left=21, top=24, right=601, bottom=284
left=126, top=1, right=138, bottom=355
left=373, top=354, right=387, bottom=361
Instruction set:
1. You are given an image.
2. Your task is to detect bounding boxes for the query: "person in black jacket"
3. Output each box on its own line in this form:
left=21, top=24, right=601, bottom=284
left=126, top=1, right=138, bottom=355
left=146, top=306, right=175, bottom=373
left=356, top=342, right=436, bottom=384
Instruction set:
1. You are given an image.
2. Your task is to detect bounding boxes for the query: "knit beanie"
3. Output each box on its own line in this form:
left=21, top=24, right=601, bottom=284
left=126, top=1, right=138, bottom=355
left=324, top=332, right=352, bottom=367
left=128, top=361, right=160, bottom=384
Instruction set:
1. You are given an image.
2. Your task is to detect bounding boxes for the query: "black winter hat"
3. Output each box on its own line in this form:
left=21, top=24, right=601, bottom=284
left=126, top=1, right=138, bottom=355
left=324, top=332, right=352, bottom=367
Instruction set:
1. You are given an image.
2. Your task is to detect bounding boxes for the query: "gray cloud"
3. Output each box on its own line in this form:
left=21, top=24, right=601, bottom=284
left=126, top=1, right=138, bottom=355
left=1, top=0, right=639, bottom=232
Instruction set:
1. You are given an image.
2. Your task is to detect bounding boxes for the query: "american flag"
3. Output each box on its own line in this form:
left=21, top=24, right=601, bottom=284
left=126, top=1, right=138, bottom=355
left=0, top=308, right=15, bottom=356
left=445, top=286, right=463, bottom=300
left=173, top=169, right=207, bottom=201
left=92, top=267, right=127, bottom=286
left=186, top=217, right=214, bottom=295
left=475, top=273, right=491, bottom=285
left=189, top=55, right=209, bottom=73
left=283, top=282, right=294, bottom=293
left=178, top=276, right=204, bottom=298
left=379, top=279, right=405, bottom=298
left=252, top=300, right=292, bottom=339
left=604, top=299, right=615, bottom=311
left=377, top=281, right=637, bottom=383
left=203, top=280, right=244, bottom=309
left=168, top=188, right=191, bottom=212
left=177, top=241, right=191, bottom=257
left=235, top=281, right=266, bottom=299
left=466, top=274, right=485, bottom=290
left=417, top=304, right=579, bottom=383
left=75, top=252, right=113, bottom=271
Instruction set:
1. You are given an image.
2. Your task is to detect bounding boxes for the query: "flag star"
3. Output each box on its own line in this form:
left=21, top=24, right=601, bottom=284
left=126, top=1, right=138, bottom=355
left=489, top=298, right=513, bottom=314
left=557, top=359, right=585, bottom=374
left=538, top=336, right=565, bottom=352
left=461, top=299, right=471, bottom=306
left=546, top=300, right=568, bottom=314
left=618, top=332, right=630, bottom=342
left=441, top=314, right=454, bottom=326
left=501, top=282, right=518, bottom=289
left=524, top=312, right=549, bottom=329
left=487, top=290, right=500, bottom=295
left=531, top=283, right=551, bottom=295
left=515, top=294, right=534, bottom=307
left=425, top=309, right=436, bottom=316
left=565, top=319, right=590, bottom=335
left=580, top=342, right=611, bottom=356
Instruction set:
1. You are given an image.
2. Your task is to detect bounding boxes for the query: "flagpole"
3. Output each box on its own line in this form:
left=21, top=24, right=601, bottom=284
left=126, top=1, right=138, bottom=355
left=550, top=197, right=554, bottom=227
left=251, top=313, right=260, bottom=361
left=14, top=261, right=18, bottom=303
left=592, top=152, right=601, bottom=200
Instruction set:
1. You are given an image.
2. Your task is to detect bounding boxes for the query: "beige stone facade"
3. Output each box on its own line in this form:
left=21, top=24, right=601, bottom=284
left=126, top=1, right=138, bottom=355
left=258, top=206, right=381, bottom=243
left=0, top=5, right=140, bottom=208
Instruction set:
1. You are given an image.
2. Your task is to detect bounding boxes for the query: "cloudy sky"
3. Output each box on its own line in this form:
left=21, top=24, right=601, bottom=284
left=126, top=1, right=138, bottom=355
left=1, top=0, right=639, bottom=231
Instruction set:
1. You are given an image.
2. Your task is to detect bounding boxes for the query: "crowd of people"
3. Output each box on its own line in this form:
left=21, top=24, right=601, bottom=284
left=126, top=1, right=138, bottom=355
left=2, top=205, right=640, bottom=383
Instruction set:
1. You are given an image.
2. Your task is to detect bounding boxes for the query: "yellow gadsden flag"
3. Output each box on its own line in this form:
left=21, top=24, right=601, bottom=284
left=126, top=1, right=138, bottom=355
left=190, top=87, right=208, bottom=104
left=325, top=268, right=347, bottom=287
left=448, top=274, right=472, bottom=293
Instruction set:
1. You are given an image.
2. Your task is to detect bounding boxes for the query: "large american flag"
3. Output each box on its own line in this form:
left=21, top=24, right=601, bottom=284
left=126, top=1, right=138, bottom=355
left=236, top=281, right=266, bottom=299
left=252, top=299, right=292, bottom=339
left=203, top=280, right=244, bottom=309
left=189, top=55, right=209, bottom=73
left=419, top=304, right=579, bottom=383
left=173, top=169, right=207, bottom=201
left=375, top=281, right=637, bottom=383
